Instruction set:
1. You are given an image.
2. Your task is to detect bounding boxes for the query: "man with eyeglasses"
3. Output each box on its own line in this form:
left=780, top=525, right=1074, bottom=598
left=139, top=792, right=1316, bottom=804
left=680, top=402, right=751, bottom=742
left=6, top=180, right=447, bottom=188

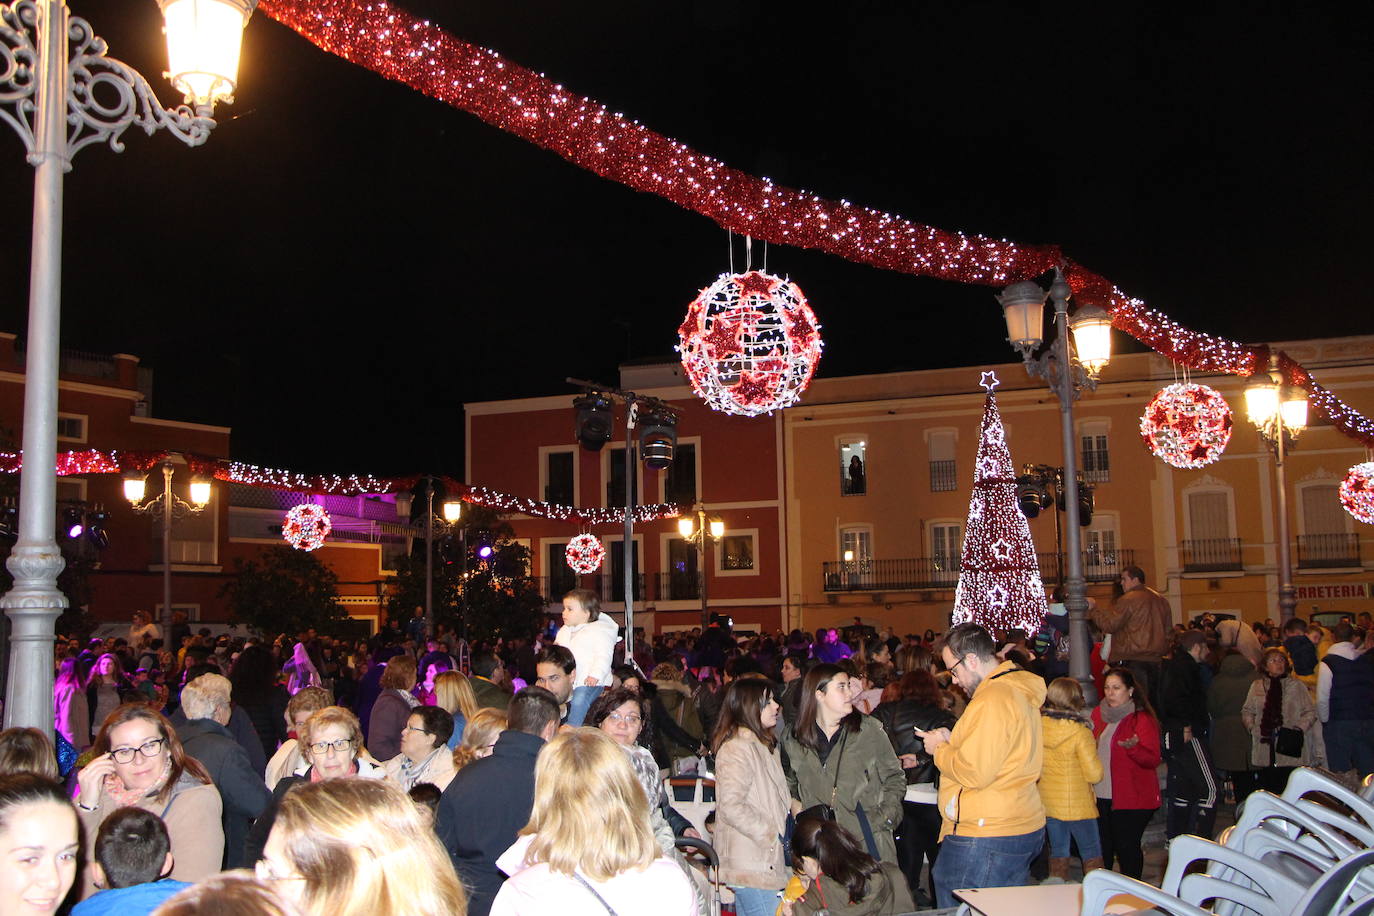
left=175, top=674, right=272, bottom=869
left=915, top=622, right=1046, bottom=908
left=437, top=686, right=561, bottom=916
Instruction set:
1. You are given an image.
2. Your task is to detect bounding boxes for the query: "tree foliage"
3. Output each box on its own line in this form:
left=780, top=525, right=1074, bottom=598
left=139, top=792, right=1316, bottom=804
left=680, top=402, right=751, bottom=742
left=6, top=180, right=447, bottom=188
left=384, top=505, right=547, bottom=643
left=221, top=545, right=343, bottom=636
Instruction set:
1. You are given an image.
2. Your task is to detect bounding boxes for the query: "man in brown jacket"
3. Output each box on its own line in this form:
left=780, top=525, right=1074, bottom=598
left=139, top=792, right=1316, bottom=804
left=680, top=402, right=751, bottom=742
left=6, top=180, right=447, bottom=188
left=1091, top=565, right=1173, bottom=700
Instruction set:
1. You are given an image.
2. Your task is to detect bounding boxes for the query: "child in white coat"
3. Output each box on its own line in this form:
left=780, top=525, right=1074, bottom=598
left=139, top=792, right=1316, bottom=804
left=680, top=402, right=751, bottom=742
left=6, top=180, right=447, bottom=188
left=555, top=589, right=621, bottom=726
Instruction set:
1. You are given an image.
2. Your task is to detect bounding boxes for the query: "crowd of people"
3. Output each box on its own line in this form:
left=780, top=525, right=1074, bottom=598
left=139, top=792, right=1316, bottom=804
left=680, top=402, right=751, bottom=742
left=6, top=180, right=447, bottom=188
left=4, top=573, right=1374, bottom=915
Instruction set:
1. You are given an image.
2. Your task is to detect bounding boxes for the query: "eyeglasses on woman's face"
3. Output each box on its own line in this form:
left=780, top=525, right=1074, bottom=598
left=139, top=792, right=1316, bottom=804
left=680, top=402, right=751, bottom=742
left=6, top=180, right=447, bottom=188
left=400, top=725, right=433, bottom=736
left=606, top=712, right=642, bottom=726
left=308, top=738, right=355, bottom=756
left=110, top=737, right=166, bottom=764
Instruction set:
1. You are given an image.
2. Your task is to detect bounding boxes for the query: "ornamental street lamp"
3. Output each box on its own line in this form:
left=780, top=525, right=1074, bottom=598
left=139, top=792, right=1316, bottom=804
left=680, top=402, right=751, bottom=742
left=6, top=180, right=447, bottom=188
left=1245, top=359, right=1308, bottom=623
left=677, top=506, right=724, bottom=631
left=997, top=268, right=1112, bottom=703
left=0, top=0, right=254, bottom=735
left=126, top=459, right=212, bottom=637
left=395, top=481, right=464, bottom=639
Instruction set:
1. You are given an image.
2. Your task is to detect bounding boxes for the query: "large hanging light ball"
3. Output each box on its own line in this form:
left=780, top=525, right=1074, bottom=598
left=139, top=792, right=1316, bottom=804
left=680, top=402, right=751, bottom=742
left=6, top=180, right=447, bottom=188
left=1340, top=462, right=1374, bottom=525
left=1139, top=382, right=1234, bottom=469
left=283, top=503, right=332, bottom=551
left=565, top=533, right=605, bottom=573
left=677, top=270, right=822, bottom=417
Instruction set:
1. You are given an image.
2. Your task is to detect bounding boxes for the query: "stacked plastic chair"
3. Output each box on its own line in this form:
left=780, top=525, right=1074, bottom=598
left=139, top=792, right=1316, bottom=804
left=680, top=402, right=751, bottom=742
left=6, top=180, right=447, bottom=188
left=1078, top=767, right=1374, bottom=916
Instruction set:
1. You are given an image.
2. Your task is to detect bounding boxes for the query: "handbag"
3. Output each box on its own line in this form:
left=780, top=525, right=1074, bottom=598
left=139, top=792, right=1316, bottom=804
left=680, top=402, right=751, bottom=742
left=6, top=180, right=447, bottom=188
left=1275, top=726, right=1304, bottom=759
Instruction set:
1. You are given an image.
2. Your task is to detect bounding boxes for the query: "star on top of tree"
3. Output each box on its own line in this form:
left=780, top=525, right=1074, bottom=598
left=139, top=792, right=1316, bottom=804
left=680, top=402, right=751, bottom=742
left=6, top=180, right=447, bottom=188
left=980, top=370, right=1000, bottom=391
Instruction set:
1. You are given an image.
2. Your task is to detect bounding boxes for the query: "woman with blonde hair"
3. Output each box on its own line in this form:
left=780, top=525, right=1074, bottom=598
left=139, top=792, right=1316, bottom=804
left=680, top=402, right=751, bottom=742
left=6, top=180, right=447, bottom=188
left=453, top=707, right=507, bottom=772
left=434, top=669, right=481, bottom=749
left=491, top=729, right=695, bottom=915
left=76, top=703, right=222, bottom=894
left=366, top=655, right=418, bottom=761
left=258, top=777, right=466, bottom=916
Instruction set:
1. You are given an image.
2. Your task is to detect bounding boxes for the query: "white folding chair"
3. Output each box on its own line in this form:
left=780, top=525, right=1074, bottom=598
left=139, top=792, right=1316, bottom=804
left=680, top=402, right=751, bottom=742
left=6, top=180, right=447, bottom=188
left=1284, top=767, right=1374, bottom=834
left=1292, top=849, right=1374, bottom=916
left=1079, top=869, right=1212, bottom=916
left=1162, top=834, right=1306, bottom=916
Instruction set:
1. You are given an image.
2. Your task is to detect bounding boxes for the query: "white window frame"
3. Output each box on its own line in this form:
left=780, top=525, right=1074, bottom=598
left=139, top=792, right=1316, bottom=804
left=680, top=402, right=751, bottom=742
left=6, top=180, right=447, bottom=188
left=659, top=436, right=702, bottom=505
left=539, top=445, right=580, bottom=508
left=601, top=446, right=641, bottom=508
left=155, top=602, right=201, bottom=622
left=716, top=528, right=759, bottom=577
left=837, top=435, right=868, bottom=497
left=56, top=412, right=88, bottom=444
left=838, top=524, right=874, bottom=562
left=1077, top=417, right=1111, bottom=482
left=926, top=519, right=963, bottom=562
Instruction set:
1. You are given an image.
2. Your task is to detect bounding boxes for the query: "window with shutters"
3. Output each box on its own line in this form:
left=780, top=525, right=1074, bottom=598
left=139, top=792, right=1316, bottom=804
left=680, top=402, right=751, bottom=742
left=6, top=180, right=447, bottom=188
left=1298, top=482, right=1356, bottom=567
left=927, top=428, right=957, bottom=492
left=1079, top=419, right=1110, bottom=483
left=1184, top=487, right=1239, bottom=571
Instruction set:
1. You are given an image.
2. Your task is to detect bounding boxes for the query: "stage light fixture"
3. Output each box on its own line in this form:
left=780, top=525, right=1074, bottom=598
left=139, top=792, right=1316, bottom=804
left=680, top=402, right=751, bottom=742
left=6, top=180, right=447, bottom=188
left=573, top=393, right=614, bottom=451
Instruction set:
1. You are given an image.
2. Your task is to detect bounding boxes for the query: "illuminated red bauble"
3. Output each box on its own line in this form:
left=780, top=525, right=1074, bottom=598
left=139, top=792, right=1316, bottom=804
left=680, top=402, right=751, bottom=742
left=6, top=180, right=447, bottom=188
left=565, top=533, right=605, bottom=573
left=283, top=503, right=332, bottom=551
left=677, top=270, right=822, bottom=417
left=1340, top=462, right=1374, bottom=525
left=1139, top=383, right=1233, bottom=469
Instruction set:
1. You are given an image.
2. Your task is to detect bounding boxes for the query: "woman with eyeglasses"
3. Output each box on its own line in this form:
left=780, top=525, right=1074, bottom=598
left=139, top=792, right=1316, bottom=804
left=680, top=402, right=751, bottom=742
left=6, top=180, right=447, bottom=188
left=245, top=706, right=383, bottom=866
left=74, top=703, right=222, bottom=897
left=384, top=706, right=457, bottom=791
left=587, top=688, right=676, bottom=850
left=257, top=778, right=466, bottom=916
left=782, top=664, right=906, bottom=866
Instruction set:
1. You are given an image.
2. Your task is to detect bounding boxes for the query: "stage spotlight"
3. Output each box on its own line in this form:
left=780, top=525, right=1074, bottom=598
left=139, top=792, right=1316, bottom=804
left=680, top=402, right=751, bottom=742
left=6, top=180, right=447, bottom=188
left=1015, top=475, right=1051, bottom=519
left=86, top=505, right=110, bottom=549
left=573, top=393, right=614, bottom=451
left=638, top=406, right=677, bottom=470
left=62, top=506, right=85, bottom=539
left=473, top=529, right=494, bottom=560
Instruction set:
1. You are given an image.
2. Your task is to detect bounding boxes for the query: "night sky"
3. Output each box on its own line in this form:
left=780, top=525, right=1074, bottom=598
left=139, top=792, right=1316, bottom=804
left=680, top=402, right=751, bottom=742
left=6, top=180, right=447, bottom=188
left=2, top=1, right=1369, bottom=479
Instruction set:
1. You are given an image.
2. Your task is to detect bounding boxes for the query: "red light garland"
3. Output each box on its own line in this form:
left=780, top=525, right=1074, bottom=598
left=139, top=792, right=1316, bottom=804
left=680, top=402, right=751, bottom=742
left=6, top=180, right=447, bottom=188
left=678, top=270, right=822, bottom=416
left=1139, top=383, right=1234, bottom=469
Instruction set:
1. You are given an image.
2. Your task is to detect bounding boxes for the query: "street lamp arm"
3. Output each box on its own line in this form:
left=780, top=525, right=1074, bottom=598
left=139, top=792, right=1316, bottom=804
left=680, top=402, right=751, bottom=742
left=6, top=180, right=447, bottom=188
left=0, top=0, right=215, bottom=168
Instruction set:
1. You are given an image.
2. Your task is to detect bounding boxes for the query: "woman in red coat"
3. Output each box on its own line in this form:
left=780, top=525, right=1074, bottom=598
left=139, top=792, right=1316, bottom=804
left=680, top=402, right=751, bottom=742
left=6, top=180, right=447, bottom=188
left=1090, top=667, right=1161, bottom=879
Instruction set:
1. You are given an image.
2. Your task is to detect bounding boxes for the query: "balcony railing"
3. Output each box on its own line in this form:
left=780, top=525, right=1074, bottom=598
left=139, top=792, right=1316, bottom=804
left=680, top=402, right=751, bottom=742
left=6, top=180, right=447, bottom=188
left=1182, top=538, right=1243, bottom=572
left=1298, top=533, right=1360, bottom=569
left=1035, top=549, right=1136, bottom=584
left=929, top=460, right=957, bottom=492
left=535, top=574, right=647, bottom=604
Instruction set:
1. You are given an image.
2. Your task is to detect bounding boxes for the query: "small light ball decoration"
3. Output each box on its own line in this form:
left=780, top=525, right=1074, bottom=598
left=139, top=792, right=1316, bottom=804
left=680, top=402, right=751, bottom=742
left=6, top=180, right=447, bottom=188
left=565, top=533, right=605, bottom=573
left=1340, top=462, right=1374, bottom=525
left=1139, top=382, right=1234, bottom=469
left=282, top=503, right=332, bottom=551
left=677, top=270, right=822, bottom=417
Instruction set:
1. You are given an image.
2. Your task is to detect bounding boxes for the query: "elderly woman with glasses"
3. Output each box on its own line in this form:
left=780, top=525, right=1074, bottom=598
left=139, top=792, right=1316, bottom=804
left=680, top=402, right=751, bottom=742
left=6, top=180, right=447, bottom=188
left=245, top=706, right=383, bottom=866
left=383, top=705, right=457, bottom=791
left=75, top=703, right=222, bottom=897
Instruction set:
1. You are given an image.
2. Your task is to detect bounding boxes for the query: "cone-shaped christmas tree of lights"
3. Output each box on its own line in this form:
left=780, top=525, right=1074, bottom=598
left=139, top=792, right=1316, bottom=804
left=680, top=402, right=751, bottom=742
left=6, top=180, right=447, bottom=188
left=952, top=371, right=1048, bottom=635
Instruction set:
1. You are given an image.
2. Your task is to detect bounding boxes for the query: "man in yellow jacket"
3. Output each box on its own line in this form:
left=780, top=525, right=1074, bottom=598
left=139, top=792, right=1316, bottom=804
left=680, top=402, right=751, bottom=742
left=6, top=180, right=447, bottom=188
left=918, top=622, right=1046, bottom=909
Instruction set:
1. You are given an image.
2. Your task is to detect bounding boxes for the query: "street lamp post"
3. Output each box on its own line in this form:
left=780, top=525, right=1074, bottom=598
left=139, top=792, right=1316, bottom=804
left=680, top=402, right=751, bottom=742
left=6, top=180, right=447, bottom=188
left=1245, top=359, right=1308, bottom=623
left=395, top=481, right=463, bottom=639
left=0, top=0, right=253, bottom=733
left=998, top=268, right=1112, bottom=704
left=125, top=459, right=212, bottom=635
left=677, top=505, right=724, bottom=631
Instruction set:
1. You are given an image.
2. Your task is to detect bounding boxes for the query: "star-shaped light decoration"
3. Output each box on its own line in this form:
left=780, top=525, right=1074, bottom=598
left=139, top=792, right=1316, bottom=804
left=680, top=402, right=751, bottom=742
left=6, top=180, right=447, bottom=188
left=987, top=584, right=1010, bottom=608
left=736, top=271, right=777, bottom=296
left=702, top=318, right=741, bottom=357
left=732, top=371, right=774, bottom=405
left=990, top=538, right=1013, bottom=562
left=980, top=370, right=1000, bottom=391
left=977, top=455, right=1001, bottom=479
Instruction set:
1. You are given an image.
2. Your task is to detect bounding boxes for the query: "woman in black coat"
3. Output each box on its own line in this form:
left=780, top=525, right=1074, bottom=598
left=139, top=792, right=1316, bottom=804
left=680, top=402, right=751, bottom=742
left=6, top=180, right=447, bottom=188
left=229, top=645, right=289, bottom=759
left=870, top=670, right=957, bottom=907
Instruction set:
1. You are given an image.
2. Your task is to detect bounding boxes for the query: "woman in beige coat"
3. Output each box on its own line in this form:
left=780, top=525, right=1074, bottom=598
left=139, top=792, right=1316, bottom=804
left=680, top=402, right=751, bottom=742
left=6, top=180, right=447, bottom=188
left=74, top=704, right=223, bottom=898
left=1241, top=647, right=1321, bottom=795
left=713, top=678, right=791, bottom=916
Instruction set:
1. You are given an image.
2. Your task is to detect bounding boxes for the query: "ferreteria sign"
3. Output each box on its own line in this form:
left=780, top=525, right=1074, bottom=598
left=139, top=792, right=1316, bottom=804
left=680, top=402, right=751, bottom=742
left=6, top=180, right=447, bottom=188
left=1295, top=583, right=1370, bottom=600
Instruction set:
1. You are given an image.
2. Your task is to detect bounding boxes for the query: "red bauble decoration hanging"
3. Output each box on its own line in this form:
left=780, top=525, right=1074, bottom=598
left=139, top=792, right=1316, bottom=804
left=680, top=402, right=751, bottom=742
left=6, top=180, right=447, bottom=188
left=565, top=533, right=605, bottom=573
left=1139, top=383, right=1234, bottom=469
left=283, top=503, right=332, bottom=551
left=1340, top=462, right=1374, bottom=525
left=678, top=270, right=822, bottom=417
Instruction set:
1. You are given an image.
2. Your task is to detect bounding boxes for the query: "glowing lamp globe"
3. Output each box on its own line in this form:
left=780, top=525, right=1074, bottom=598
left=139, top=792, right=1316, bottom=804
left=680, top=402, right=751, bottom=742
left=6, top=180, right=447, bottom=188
left=1139, top=383, right=1234, bottom=469
left=677, top=270, right=822, bottom=417
left=565, top=533, right=605, bottom=574
left=158, top=0, right=256, bottom=111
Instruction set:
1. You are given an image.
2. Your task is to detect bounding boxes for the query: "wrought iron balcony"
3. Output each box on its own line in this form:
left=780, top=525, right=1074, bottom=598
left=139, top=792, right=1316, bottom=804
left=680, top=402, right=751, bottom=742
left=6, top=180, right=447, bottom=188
left=1182, top=538, right=1243, bottom=572
left=822, top=549, right=1137, bottom=593
left=1297, top=533, right=1360, bottom=569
